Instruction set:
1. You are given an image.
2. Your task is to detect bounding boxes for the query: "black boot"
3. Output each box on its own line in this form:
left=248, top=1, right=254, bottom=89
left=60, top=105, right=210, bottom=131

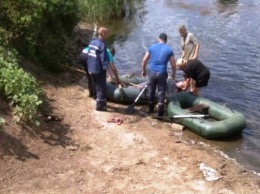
left=148, top=103, right=155, bottom=114
left=96, top=101, right=107, bottom=111
left=158, top=104, right=164, bottom=116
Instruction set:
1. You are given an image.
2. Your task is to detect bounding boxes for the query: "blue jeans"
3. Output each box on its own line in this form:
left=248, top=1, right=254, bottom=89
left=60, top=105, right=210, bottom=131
left=148, top=70, right=168, bottom=105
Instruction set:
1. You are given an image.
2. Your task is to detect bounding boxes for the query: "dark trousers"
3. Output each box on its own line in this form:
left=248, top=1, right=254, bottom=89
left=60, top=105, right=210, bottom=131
left=92, top=70, right=107, bottom=110
left=80, top=52, right=96, bottom=98
left=148, top=70, right=168, bottom=105
left=87, top=73, right=96, bottom=98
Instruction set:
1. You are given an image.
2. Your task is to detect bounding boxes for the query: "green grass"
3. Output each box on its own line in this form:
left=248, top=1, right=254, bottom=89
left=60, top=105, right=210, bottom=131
left=78, top=0, right=127, bottom=22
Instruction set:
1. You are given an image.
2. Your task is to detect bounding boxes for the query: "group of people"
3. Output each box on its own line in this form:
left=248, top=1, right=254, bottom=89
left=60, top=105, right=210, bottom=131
left=141, top=25, right=210, bottom=116
left=175, top=25, right=210, bottom=97
left=80, top=25, right=210, bottom=115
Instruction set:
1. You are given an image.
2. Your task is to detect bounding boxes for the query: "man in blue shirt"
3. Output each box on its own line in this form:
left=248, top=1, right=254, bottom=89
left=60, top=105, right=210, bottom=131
left=87, top=27, right=109, bottom=111
left=141, top=33, right=176, bottom=116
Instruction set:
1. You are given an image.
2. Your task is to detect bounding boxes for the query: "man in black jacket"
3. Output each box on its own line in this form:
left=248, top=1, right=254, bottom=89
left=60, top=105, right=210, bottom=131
left=176, top=58, right=210, bottom=96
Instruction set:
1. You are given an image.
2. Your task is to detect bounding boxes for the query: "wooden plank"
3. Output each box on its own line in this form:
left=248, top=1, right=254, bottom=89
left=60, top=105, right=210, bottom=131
left=169, top=123, right=184, bottom=131
left=185, top=103, right=209, bottom=113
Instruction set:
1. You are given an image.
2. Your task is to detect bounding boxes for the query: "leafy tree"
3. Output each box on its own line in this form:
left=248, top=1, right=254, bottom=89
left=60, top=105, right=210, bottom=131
left=0, top=0, right=137, bottom=123
left=0, top=0, right=80, bottom=71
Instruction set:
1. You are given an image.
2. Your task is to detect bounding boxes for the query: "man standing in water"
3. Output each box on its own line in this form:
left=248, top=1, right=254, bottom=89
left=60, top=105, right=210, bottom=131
left=141, top=33, right=176, bottom=116
left=178, top=25, right=200, bottom=93
left=179, top=25, right=200, bottom=60
left=87, top=27, right=109, bottom=111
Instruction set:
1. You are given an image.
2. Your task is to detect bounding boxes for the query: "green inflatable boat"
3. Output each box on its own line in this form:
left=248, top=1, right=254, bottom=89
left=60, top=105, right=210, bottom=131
left=106, top=75, right=149, bottom=104
left=116, top=75, right=148, bottom=85
left=167, top=92, right=247, bottom=139
left=106, top=75, right=176, bottom=104
left=106, top=82, right=149, bottom=104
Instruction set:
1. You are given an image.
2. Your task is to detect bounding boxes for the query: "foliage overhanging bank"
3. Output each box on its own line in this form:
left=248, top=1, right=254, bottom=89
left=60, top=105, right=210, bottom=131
left=0, top=0, right=135, bottom=123
left=0, top=47, right=42, bottom=122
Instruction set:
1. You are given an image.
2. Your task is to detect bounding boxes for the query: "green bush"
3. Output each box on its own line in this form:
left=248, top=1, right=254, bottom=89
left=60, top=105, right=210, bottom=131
left=0, top=47, right=42, bottom=122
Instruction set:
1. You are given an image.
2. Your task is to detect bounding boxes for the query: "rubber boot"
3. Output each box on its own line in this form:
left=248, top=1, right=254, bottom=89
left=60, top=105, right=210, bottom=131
left=148, top=103, right=155, bottom=114
left=158, top=104, right=164, bottom=117
left=96, top=101, right=107, bottom=111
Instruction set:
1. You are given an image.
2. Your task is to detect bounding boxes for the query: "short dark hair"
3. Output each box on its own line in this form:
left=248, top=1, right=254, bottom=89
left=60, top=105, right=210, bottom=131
left=159, top=33, right=167, bottom=41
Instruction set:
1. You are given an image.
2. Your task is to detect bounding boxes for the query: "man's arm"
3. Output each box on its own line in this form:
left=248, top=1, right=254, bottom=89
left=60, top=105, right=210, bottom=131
left=109, top=62, right=122, bottom=86
left=141, top=52, right=149, bottom=77
left=169, top=56, right=176, bottom=79
left=191, top=43, right=200, bottom=60
left=99, top=44, right=109, bottom=69
left=189, top=79, right=195, bottom=93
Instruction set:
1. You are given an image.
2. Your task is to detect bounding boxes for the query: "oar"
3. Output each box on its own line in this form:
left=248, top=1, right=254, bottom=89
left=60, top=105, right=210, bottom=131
left=152, top=114, right=210, bottom=119
left=124, top=84, right=148, bottom=114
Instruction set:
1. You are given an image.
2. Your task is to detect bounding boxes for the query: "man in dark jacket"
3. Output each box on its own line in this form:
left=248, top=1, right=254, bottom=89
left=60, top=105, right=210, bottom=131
left=79, top=47, right=96, bottom=99
left=87, top=27, right=109, bottom=111
left=176, top=58, right=210, bottom=96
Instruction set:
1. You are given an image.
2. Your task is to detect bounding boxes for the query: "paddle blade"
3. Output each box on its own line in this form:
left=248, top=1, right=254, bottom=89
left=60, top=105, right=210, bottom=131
left=124, top=103, right=135, bottom=114
left=124, top=83, right=148, bottom=114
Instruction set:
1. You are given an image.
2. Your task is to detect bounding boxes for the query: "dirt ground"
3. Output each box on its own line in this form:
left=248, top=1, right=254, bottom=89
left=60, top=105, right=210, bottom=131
left=0, top=62, right=260, bottom=194
left=1, top=23, right=260, bottom=194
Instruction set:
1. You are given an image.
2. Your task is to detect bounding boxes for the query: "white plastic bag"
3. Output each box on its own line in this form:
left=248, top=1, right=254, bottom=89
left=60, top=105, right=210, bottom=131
left=199, top=163, right=222, bottom=181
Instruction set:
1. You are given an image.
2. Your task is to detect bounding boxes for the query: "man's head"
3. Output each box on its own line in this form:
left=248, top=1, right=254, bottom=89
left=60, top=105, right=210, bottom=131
left=176, top=58, right=187, bottom=69
left=98, top=27, right=108, bottom=40
left=178, top=25, right=187, bottom=38
left=159, top=33, right=167, bottom=43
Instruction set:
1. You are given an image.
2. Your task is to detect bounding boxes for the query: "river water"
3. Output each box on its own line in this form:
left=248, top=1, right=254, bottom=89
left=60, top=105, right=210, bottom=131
left=106, top=0, right=260, bottom=174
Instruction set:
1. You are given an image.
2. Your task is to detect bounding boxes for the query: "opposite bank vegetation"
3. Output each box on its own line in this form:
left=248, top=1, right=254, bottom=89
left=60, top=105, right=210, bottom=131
left=0, top=0, right=139, bottom=127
